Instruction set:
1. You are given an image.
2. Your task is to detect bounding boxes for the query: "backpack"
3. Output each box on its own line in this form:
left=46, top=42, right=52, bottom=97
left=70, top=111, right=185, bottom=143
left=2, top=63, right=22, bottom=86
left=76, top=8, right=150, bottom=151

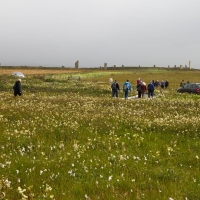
left=137, top=84, right=141, bottom=92
left=123, top=83, right=129, bottom=91
left=111, top=82, right=117, bottom=89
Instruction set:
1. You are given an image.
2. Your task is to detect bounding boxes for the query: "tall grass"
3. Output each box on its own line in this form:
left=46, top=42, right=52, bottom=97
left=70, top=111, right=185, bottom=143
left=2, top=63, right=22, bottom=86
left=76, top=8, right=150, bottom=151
left=0, top=69, right=200, bottom=199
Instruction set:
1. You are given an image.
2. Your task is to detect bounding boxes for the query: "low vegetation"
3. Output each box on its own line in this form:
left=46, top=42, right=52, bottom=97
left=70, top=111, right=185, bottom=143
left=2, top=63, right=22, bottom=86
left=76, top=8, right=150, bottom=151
left=0, top=68, right=200, bottom=199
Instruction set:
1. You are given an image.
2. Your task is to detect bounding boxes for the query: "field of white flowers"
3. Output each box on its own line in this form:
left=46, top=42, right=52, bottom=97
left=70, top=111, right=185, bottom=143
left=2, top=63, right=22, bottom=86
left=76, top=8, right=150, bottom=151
left=0, top=69, right=200, bottom=199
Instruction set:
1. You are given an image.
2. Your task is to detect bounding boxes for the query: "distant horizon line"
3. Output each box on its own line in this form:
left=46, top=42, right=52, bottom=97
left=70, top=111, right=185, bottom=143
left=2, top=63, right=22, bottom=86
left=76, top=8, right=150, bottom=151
left=0, top=65, right=196, bottom=70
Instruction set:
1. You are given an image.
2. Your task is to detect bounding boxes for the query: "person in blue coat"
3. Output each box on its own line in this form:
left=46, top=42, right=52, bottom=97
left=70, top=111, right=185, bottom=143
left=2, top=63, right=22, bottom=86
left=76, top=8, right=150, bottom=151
left=147, top=81, right=154, bottom=98
left=123, top=80, right=132, bottom=99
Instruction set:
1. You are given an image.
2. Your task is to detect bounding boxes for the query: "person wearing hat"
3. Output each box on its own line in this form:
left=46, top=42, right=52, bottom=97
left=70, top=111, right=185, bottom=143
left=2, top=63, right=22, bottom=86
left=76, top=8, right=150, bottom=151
left=13, top=79, right=22, bottom=96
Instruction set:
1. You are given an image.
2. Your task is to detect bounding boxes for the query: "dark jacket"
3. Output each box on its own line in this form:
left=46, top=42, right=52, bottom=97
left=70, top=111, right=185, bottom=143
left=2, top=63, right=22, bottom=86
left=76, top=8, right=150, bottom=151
left=137, top=83, right=142, bottom=92
left=148, top=83, right=154, bottom=91
left=116, top=82, right=120, bottom=90
left=13, top=81, right=22, bottom=94
left=111, top=82, right=120, bottom=90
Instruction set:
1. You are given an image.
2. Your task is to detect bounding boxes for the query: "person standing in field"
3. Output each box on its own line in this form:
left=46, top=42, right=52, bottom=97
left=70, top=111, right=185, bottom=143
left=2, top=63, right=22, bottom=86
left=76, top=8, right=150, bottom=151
left=136, top=78, right=141, bottom=85
left=137, top=81, right=142, bottom=98
left=13, top=78, right=22, bottom=96
left=141, top=82, right=147, bottom=98
left=123, top=80, right=132, bottom=99
left=161, top=80, right=165, bottom=89
left=111, top=80, right=120, bottom=97
left=165, top=80, right=169, bottom=89
left=154, top=80, right=160, bottom=88
left=147, top=81, right=154, bottom=98
left=109, top=77, right=113, bottom=84
left=160, top=80, right=165, bottom=95
left=180, top=80, right=185, bottom=87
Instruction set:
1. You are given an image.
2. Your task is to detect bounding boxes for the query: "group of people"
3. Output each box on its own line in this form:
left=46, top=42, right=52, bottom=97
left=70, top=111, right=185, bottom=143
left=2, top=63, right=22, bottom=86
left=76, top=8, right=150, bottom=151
left=111, top=78, right=169, bottom=99
left=135, top=78, right=154, bottom=99
left=151, top=79, right=169, bottom=89
left=13, top=77, right=169, bottom=99
left=180, top=80, right=189, bottom=87
left=111, top=79, right=132, bottom=99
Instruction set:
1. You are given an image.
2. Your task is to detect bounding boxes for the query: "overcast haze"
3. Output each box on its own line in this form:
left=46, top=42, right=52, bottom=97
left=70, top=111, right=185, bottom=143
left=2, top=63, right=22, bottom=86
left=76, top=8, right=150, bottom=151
left=1, top=0, right=200, bottom=68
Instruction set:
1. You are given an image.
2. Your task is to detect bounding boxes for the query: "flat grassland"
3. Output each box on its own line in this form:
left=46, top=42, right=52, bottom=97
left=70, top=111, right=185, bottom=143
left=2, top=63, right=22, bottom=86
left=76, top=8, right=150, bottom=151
left=0, top=68, right=79, bottom=75
left=0, top=67, right=200, bottom=200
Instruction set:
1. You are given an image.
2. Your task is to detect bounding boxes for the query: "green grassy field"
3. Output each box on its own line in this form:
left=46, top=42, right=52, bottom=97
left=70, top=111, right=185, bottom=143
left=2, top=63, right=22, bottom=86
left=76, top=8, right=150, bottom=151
left=0, top=68, right=200, bottom=199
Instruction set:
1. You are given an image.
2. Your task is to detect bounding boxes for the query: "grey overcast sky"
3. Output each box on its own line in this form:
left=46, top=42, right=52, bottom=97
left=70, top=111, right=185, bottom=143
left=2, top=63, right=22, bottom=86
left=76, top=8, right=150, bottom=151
left=0, top=0, right=200, bottom=68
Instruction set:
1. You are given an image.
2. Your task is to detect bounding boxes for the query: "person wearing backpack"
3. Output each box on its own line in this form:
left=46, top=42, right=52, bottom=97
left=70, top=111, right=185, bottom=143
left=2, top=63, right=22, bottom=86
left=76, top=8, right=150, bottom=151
left=123, top=80, right=132, bottom=99
left=111, top=80, right=120, bottom=97
left=147, top=81, right=154, bottom=98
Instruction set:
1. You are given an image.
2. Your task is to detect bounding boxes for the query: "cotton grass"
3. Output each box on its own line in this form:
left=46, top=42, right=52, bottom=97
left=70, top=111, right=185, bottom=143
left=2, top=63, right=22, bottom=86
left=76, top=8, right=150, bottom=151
left=0, top=72, right=200, bottom=199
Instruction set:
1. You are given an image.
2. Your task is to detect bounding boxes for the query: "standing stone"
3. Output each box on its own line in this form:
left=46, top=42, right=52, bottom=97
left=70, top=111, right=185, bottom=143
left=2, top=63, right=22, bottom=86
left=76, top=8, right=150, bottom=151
left=122, top=65, right=124, bottom=68
left=174, top=65, right=176, bottom=68
left=75, top=60, right=79, bottom=69
left=104, top=63, right=107, bottom=69
left=180, top=65, right=183, bottom=69
left=168, top=65, right=170, bottom=68
left=185, top=65, right=187, bottom=68
left=189, top=60, right=192, bottom=69
left=114, top=65, right=116, bottom=68
left=153, top=65, right=156, bottom=67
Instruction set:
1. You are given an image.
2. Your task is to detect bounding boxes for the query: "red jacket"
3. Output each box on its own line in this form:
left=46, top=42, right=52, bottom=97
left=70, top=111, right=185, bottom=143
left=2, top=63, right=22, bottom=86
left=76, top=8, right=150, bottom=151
left=141, top=85, right=147, bottom=92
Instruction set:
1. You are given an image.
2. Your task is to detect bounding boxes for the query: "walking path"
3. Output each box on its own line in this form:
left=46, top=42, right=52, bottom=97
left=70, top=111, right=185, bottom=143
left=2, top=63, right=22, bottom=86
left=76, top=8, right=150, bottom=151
left=122, top=93, right=158, bottom=100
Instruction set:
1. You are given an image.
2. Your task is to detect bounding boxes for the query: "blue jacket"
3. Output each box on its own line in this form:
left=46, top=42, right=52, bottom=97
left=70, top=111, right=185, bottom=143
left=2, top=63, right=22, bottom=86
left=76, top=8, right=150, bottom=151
left=123, top=82, right=132, bottom=92
left=148, top=83, right=154, bottom=91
